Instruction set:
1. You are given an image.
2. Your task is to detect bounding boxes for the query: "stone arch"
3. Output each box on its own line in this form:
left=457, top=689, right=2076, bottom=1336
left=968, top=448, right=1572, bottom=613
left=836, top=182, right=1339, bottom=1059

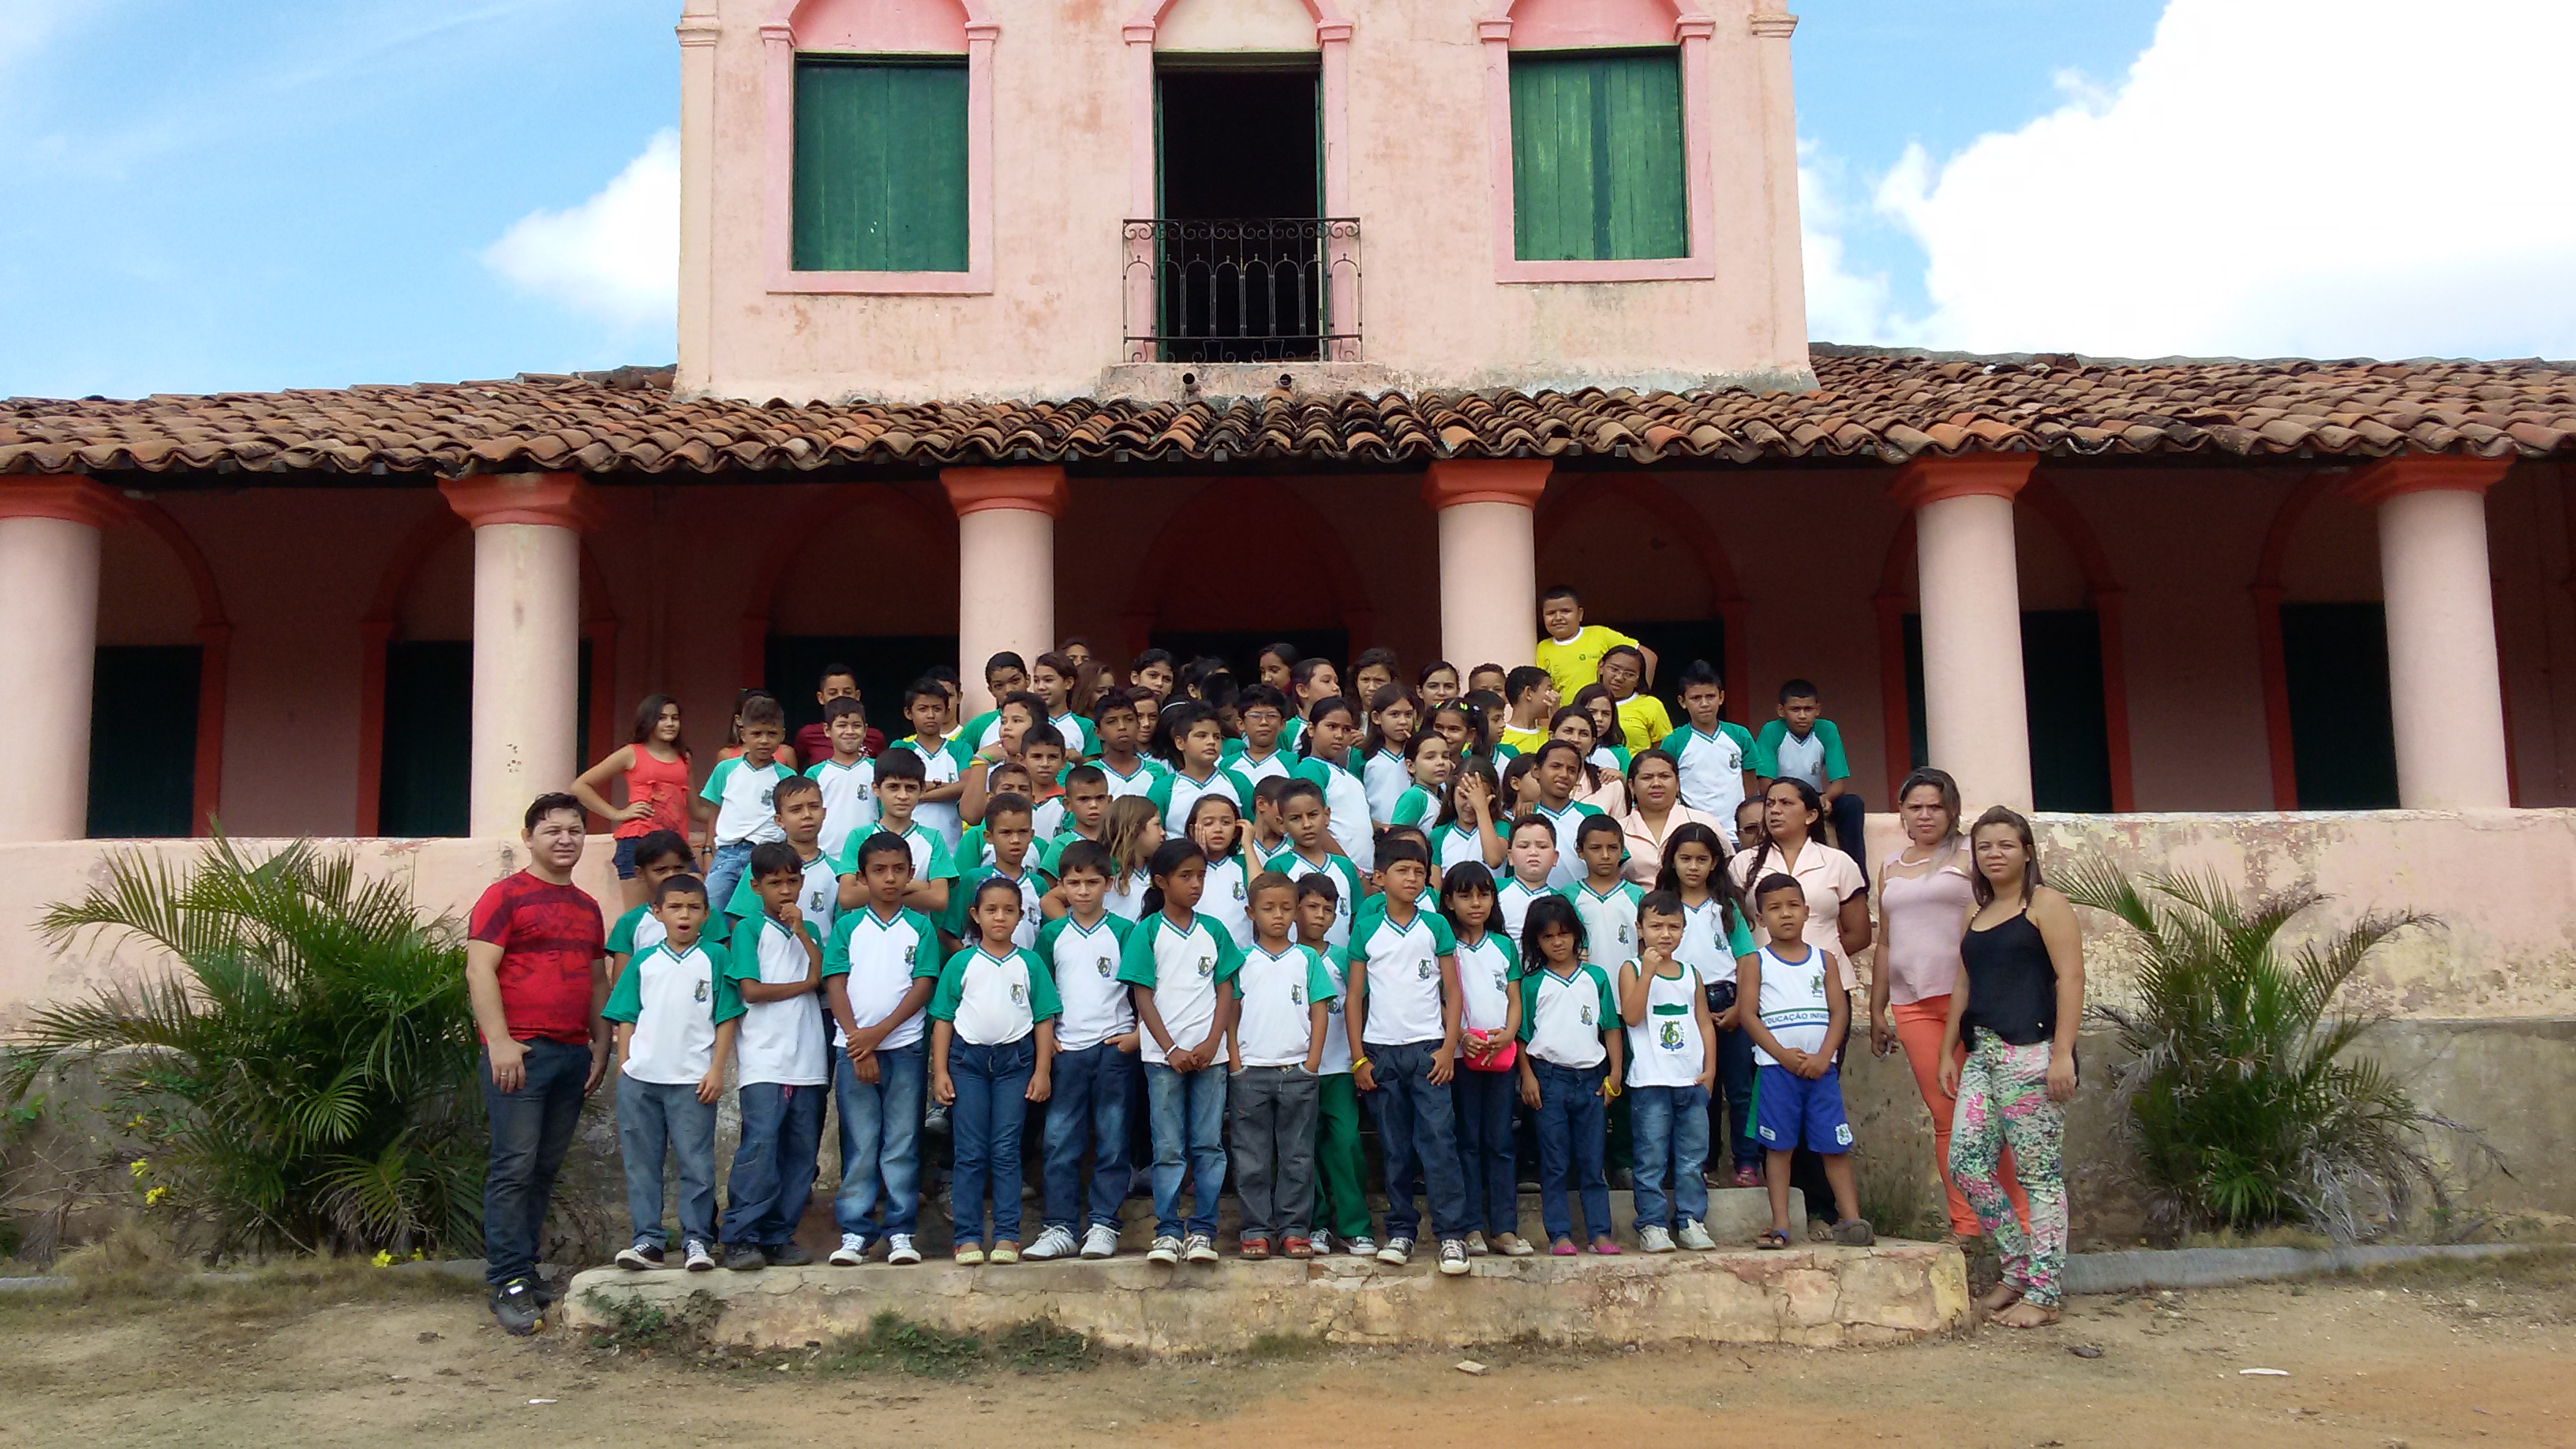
left=1533, top=471, right=1750, bottom=710
left=1120, top=478, right=1374, bottom=659
left=736, top=482, right=960, bottom=686
left=104, top=502, right=230, bottom=836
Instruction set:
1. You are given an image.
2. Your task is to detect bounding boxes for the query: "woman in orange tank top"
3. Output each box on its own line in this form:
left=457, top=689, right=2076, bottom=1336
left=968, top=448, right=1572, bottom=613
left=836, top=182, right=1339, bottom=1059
left=572, top=694, right=695, bottom=908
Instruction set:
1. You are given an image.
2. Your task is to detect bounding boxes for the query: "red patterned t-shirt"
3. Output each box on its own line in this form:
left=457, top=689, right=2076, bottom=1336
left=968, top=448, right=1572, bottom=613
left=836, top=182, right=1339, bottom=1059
left=470, top=871, right=607, bottom=1044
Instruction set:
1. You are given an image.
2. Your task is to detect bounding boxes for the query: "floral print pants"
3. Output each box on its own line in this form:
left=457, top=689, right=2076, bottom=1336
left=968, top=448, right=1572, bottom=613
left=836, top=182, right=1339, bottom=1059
left=1947, top=1035, right=2068, bottom=1306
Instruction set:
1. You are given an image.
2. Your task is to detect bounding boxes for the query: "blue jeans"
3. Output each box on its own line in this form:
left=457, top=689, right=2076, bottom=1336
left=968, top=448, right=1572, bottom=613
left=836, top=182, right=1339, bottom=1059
left=1532, top=1059, right=1610, bottom=1242
left=704, top=841, right=755, bottom=921
left=1711, top=1019, right=1760, bottom=1169
left=833, top=1043, right=926, bottom=1241
left=1827, top=792, right=1869, bottom=871
left=949, top=1037, right=1037, bottom=1245
left=1145, top=1061, right=1227, bottom=1238
left=1629, top=1083, right=1712, bottom=1230
left=723, top=1081, right=823, bottom=1249
left=616, top=1073, right=717, bottom=1249
left=480, top=1038, right=591, bottom=1288
left=1452, top=1067, right=1518, bottom=1238
left=1043, top=1041, right=1136, bottom=1233
left=1365, top=1039, right=1468, bottom=1241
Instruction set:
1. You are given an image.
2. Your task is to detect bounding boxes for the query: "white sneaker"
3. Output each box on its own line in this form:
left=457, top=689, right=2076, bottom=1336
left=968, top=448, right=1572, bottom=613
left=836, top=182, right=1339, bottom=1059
left=1676, top=1219, right=1717, bottom=1251
left=1310, top=1230, right=1333, bottom=1255
left=1640, top=1224, right=1676, bottom=1253
left=1024, top=1225, right=1080, bottom=1261
left=683, top=1240, right=716, bottom=1272
left=1183, top=1233, right=1220, bottom=1264
left=1147, top=1234, right=1182, bottom=1265
left=886, top=1234, right=922, bottom=1265
left=1080, top=1224, right=1120, bottom=1260
left=1438, top=1238, right=1470, bottom=1275
left=829, top=1232, right=867, bottom=1267
left=1377, top=1237, right=1413, bottom=1266
left=1346, top=1235, right=1378, bottom=1258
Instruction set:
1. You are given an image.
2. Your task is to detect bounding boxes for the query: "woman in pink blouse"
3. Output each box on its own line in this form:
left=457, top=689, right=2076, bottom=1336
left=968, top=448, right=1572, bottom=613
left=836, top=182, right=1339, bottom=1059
left=1617, top=749, right=1724, bottom=885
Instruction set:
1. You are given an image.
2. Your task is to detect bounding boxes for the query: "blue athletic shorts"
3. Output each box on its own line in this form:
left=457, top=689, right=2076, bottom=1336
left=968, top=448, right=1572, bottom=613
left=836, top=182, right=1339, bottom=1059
left=1754, top=1063, right=1852, bottom=1153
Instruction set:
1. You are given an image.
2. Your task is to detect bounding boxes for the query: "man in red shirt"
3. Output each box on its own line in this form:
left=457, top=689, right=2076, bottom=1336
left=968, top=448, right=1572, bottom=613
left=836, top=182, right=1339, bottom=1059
left=466, top=792, right=608, bottom=1335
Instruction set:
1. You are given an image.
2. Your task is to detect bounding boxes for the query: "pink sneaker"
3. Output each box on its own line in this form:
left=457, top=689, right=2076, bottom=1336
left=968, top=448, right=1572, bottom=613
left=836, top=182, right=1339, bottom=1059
left=1592, top=1238, right=1623, bottom=1256
left=1550, top=1237, right=1578, bottom=1256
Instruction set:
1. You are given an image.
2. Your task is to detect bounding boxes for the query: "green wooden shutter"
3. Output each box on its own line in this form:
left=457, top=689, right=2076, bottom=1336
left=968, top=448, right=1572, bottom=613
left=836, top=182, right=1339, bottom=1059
left=792, top=57, right=969, bottom=272
left=1510, top=50, right=1687, bottom=262
left=87, top=645, right=200, bottom=837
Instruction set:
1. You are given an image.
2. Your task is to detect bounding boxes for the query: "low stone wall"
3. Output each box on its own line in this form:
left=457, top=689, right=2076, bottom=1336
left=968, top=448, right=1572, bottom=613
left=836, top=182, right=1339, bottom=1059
left=562, top=1243, right=1971, bottom=1354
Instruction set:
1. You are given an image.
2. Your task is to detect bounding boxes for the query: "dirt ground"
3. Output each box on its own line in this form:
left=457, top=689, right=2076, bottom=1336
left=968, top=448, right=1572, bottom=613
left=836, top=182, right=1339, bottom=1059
left=2, top=1252, right=2568, bottom=1449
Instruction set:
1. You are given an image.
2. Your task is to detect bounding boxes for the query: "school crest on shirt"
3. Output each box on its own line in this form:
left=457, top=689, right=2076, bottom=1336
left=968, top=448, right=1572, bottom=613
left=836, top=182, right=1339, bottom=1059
left=1010, top=980, right=1027, bottom=1005
left=692, top=979, right=709, bottom=1003
left=1290, top=983, right=1306, bottom=1005
left=1095, top=953, right=1114, bottom=977
left=1197, top=954, right=1215, bottom=979
left=1659, top=1020, right=1683, bottom=1050
left=1579, top=1003, right=1595, bottom=1026
left=1232, top=878, right=1245, bottom=900
left=903, top=944, right=917, bottom=965
left=1416, top=960, right=1435, bottom=981
left=1617, top=923, right=1631, bottom=945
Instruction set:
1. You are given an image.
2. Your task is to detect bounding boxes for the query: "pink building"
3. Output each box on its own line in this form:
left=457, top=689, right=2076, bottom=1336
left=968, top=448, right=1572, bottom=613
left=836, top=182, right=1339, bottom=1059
left=3, top=0, right=2572, bottom=1220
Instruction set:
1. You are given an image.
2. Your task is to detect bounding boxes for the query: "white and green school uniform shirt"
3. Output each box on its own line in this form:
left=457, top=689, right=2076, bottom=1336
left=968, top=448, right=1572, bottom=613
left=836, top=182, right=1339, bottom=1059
left=1527, top=799, right=1608, bottom=888
left=1095, top=754, right=1167, bottom=801
left=723, top=913, right=828, bottom=1087
left=1311, top=942, right=1357, bottom=1075
left=1496, top=874, right=1552, bottom=948
left=1665, top=721, right=1755, bottom=822
left=724, top=850, right=839, bottom=942
left=602, top=941, right=743, bottom=1085
left=1275, top=848, right=1368, bottom=947
left=1050, top=711, right=1099, bottom=759
left=701, top=755, right=792, bottom=848
left=1231, top=942, right=1339, bottom=1067
left=1349, top=904, right=1456, bottom=1049
left=1115, top=909, right=1244, bottom=1067
left=1036, top=912, right=1135, bottom=1052
left=1291, top=753, right=1375, bottom=871
left=1148, top=764, right=1252, bottom=837
left=1222, top=739, right=1294, bottom=787
left=805, top=757, right=878, bottom=864
left=1560, top=877, right=1644, bottom=967
left=1361, top=747, right=1413, bottom=826
left=945, top=863, right=1045, bottom=951
left=890, top=735, right=969, bottom=848
left=957, top=710, right=1007, bottom=755
left=1517, top=961, right=1619, bottom=1070
left=1196, top=852, right=1255, bottom=950
left=1750, top=942, right=1833, bottom=1066
left=928, top=944, right=1061, bottom=1047
left=837, top=818, right=958, bottom=897
left=822, top=904, right=942, bottom=1051
left=1452, top=929, right=1521, bottom=1043
left=608, top=900, right=730, bottom=962
left=1430, top=819, right=1490, bottom=878
left=1624, top=960, right=1707, bottom=1089
left=1675, top=896, right=1758, bottom=987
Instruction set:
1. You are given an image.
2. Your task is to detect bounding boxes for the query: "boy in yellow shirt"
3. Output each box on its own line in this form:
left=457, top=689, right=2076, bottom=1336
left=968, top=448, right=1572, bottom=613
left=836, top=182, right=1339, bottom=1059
left=1535, top=586, right=1657, bottom=702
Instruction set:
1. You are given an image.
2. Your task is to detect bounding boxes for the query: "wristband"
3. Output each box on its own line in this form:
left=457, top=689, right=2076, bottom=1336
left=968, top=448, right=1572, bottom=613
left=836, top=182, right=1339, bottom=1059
left=1351, top=1055, right=1371, bottom=1072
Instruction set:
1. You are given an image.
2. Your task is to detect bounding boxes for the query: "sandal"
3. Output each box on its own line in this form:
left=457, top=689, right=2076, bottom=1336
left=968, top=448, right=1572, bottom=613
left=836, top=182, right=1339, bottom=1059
left=1756, top=1229, right=1792, bottom=1250
left=1830, top=1217, right=1876, bottom=1247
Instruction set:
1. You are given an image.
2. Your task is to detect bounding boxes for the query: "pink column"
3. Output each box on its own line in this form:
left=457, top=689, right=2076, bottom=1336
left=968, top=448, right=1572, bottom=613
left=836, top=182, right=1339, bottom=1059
left=1424, top=460, right=1552, bottom=672
left=440, top=474, right=601, bottom=839
left=0, top=482, right=123, bottom=841
left=2348, top=455, right=2515, bottom=809
left=1893, top=455, right=2037, bottom=814
left=943, top=468, right=1066, bottom=716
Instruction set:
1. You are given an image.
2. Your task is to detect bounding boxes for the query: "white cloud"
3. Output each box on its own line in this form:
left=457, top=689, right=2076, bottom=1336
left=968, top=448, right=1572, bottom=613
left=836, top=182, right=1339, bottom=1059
left=481, top=129, right=678, bottom=330
left=1812, top=0, right=2576, bottom=360
left=1799, top=144, right=1896, bottom=346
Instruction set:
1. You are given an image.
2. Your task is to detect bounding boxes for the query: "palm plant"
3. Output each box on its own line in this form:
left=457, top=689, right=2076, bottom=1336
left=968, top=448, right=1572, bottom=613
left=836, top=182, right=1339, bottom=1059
left=4, top=838, right=483, bottom=1257
left=2055, top=862, right=2489, bottom=1241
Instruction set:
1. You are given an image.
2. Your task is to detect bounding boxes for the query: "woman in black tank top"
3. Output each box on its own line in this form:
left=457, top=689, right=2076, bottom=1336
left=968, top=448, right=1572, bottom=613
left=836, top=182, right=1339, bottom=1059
left=1937, top=807, right=2086, bottom=1330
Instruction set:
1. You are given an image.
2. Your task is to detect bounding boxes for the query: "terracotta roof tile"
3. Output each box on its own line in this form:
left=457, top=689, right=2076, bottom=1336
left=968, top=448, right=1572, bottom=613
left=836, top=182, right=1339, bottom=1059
left=4, top=349, right=2571, bottom=480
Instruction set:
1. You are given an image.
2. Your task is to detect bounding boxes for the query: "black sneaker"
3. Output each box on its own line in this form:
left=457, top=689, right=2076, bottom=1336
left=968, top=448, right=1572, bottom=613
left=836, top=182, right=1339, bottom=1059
left=922, top=1102, right=952, bottom=1140
left=531, top=1276, right=562, bottom=1306
left=489, top=1279, right=544, bottom=1336
left=766, top=1242, right=814, bottom=1267
left=614, top=1241, right=665, bottom=1271
left=723, top=1243, right=768, bottom=1271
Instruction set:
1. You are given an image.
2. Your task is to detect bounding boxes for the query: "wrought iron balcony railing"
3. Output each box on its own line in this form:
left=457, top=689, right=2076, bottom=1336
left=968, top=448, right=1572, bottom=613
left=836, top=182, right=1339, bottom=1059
left=1122, top=217, right=1361, bottom=365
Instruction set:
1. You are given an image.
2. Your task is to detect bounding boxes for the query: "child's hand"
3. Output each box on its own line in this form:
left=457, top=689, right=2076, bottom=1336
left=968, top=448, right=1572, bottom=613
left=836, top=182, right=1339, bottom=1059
left=1110, top=1031, right=1140, bottom=1054
left=848, top=1049, right=880, bottom=1084
left=1026, top=1070, right=1051, bottom=1103
left=1352, top=1059, right=1378, bottom=1094
left=931, top=1071, right=956, bottom=1106
left=1166, top=1043, right=1201, bottom=1073
left=1798, top=1053, right=1829, bottom=1081
left=695, top=1066, right=724, bottom=1105
left=1426, top=1044, right=1455, bottom=1085
left=1517, top=1071, right=1541, bottom=1109
left=1714, top=1004, right=1739, bottom=1032
left=1937, top=1055, right=1962, bottom=1098
left=777, top=901, right=803, bottom=931
left=1597, top=1075, right=1614, bottom=1102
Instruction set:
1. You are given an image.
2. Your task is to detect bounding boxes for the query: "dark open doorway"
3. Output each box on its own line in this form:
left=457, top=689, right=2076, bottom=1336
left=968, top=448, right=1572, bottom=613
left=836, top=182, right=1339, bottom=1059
left=1151, top=60, right=1327, bottom=361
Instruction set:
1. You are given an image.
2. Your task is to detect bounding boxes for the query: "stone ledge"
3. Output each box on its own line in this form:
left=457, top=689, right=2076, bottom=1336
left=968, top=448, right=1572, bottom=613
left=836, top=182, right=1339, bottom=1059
left=563, top=1241, right=1968, bottom=1354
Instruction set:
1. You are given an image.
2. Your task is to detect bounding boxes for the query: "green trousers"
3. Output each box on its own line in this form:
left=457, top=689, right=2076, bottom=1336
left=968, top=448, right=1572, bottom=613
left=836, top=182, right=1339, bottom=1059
left=1313, top=1071, right=1372, bottom=1239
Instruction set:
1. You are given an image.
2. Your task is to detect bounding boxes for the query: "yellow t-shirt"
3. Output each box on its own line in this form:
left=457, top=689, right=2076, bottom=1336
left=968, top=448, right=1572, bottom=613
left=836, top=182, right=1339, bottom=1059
left=1612, top=692, right=1673, bottom=752
left=1496, top=724, right=1551, bottom=759
left=1534, top=624, right=1639, bottom=700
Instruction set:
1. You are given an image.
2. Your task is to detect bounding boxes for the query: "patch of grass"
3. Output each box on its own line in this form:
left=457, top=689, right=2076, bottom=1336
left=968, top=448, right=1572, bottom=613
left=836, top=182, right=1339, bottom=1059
left=2178, top=1225, right=2335, bottom=1251
left=810, top=1310, right=1102, bottom=1379
left=0, top=1249, right=480, bottom=1329
left=1235, top=1331, right=1332, bottom=1363
left=578, top=1288, right=722, bottom=1351
left=2336, top=1245, right=2576, bottom=1292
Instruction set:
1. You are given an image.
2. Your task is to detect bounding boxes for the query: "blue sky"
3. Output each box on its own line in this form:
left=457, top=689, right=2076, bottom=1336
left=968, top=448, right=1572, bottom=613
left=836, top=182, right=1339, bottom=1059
left=2, top=1, right=2567, bottom=400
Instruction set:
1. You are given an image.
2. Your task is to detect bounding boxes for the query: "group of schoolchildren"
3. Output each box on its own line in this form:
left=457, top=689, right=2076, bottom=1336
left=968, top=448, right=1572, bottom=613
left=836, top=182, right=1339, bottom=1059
left=579, top=586, right=1882, bottom=1276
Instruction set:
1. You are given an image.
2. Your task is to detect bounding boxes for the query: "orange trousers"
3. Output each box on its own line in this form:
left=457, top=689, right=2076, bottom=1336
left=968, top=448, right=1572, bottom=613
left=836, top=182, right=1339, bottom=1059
left=1893, top=998, right=2029, bottom=1238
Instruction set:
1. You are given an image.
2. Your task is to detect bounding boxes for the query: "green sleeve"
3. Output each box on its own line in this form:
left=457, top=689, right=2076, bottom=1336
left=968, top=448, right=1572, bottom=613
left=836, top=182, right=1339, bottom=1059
left=606, top=904, right=646, bottom=956
left=1749, top=720, right=1784, bottom=779
left=1347, top=911, right=1381, bottom=960
left=1720, top=721, right=1756, bottom=758
left=942, top=866, right=985, bottom=938
left=1817, top=718, right=1850, bottom=781
left=1290, top=757, right=1324, bottom=789
left=1035, top=915, right=1068, bottom=959
left=1391, top=787, right=1431, bottom=827
left=601, top=954, right=646, bottom=1023
left=1211, top=927, right=1245, bottom=984
left=822, top=915, right=855, bottom=978
left=700, top=756, right=737, bottom=805
left=1495, top=933, right=1522, bottom=979
left=1103, top=914, right=1136, bottom=946
left=1428, top=913, right=1458, bottom=953
left=944, top=736, right=977, bottom=771
left=921, top=830, right=958, bottom=882
left=721, top=920, right=765, bottom=982
left=926, top=949, right=972, bottom=1021
left=1591, top=964, right=1620, bottom=1026
left=1114, top=914, right=1161, bottom=988
left=1493, top=741, right=1520, bottom=763
left=1145, top=773, right=1174, bottom=814
left=1024, top=949, right=1063, bottom=1020
left=1220, top=737, right=1245, bottom=762
left=709, top=959, right=746, bottom=1024
left=802, top=760, right=827, bottom=782
left=905, top=913, right=945, bottom=978
left=1305, top=947, right=1340, bottom=1002
left=1342, top=857, right=1375, bottom=908
left=1725, top=910, right=1757, bottom=959
left=1221, top=767, right=1256, bottom=806
left=1516, top=973, right=1543, bottom=1042
left=1621, top=882, right=1646, bottom=909
left=960, top=710, right=999, bottom=749
left=724, top=871, right=760, bottom=921
left=957, top=824, right=987, bottom=867
left=1610, top=745, right=1632, bottom=770
left=702, top=911, right=732, bottom=946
